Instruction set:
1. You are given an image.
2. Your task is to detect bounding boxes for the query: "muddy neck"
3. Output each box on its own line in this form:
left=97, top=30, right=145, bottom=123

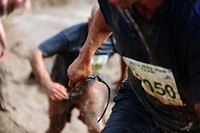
left=134, top=0, right=162, bottom=20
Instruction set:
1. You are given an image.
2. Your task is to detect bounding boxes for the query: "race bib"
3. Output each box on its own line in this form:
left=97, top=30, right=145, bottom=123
left=123, top=57, right=183, bottom=106
left=91, top=55, right=109, bottom=74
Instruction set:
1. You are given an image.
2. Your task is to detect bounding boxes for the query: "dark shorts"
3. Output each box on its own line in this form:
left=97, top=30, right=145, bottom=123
left=102, top=80, right=161, bottom=133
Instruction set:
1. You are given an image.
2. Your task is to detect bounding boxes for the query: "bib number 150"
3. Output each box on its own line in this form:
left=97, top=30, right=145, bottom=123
left=143, top=79, right=176, bottom=99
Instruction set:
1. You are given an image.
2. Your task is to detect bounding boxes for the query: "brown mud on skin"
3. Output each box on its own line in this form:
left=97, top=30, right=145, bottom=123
left=72, top=79, right=107, bottom=133
left=0, top=0, right=121, bottom=132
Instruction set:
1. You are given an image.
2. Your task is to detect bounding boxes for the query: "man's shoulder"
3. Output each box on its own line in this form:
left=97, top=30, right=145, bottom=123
left=67, top=22, right=88, bottom=30
left=62, top=22, right=88, bottom=36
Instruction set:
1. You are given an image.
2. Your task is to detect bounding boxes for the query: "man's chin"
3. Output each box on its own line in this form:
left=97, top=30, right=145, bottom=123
left=109, top=0, right=130, bottom=10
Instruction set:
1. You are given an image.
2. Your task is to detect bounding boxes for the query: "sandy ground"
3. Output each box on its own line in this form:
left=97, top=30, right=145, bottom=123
left=0, top=1, right=122, bottom=133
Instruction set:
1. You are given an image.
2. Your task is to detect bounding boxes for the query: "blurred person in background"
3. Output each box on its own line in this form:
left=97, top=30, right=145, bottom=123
left=0, top=16, right=7, bottom=111
left=0, top=0, right=31, bottom=111
left=29, top=4, right=127, bottom=133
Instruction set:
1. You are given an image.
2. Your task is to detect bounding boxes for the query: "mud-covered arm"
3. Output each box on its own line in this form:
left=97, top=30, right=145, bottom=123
left=29, top=48, right=68, bottom=100
left=0, top=20, right=8, bottom=64
left=67, top=9, right=112, bottom=89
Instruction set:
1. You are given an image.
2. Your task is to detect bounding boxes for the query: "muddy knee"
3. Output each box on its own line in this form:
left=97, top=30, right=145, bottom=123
left=47, top=100, right=68, bottom=133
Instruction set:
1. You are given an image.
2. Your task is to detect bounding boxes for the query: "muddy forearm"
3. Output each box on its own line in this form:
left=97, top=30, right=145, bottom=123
left=29, top=48, right=52, bottom=88
left=0, top=20, right=8, bottom=51
left=67, top=9, right=112, bottom=88
left=79, top=9, right=112, bottom=59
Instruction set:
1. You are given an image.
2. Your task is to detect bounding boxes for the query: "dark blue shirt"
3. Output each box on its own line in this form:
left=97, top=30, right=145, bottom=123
left=39, top=23, right=116, bottom=58
left=99, top=0, right=200, bottom=131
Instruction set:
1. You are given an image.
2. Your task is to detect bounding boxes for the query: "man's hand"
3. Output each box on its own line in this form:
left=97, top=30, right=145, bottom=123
left=67, top=52, right=92, bottom=90
left=44, top=81, right=68, bottom=101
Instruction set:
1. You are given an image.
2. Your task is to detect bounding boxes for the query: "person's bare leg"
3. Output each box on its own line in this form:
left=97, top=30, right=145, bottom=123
left=74, top=79, right=107, bottom=133
left=46, top=98, right=68, bottom=133
left=0, top=66, right=7, bottom=111
left=0, top=89, right=7, bottom=111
